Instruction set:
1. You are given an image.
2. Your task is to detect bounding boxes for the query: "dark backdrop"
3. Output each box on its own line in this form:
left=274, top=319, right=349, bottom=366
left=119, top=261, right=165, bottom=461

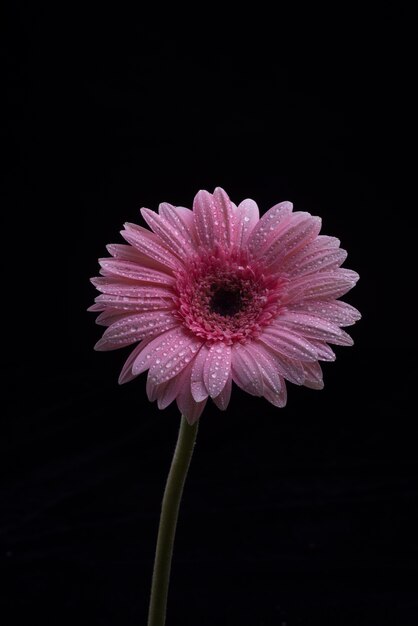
left=2, top=6, right=416, bottom=626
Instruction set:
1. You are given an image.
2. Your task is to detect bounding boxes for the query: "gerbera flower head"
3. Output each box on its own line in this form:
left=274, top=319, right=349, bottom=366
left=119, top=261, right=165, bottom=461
left=89, top=187, right=360, bottom=424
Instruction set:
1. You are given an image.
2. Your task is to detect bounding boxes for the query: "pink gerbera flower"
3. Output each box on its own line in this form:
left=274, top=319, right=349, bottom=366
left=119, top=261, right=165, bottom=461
left=89, top=187, right=360, bottom=424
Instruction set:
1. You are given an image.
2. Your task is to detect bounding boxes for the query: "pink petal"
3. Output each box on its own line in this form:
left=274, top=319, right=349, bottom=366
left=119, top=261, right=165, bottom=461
left=203, top=342, right=232, bottom=398
left=308, top=340, right=336, bottom=362
left=254, top=343, right=306, bottom=385
left=190, top=344, right=211, bottom=402
left=95, top=310, right=128, bottom=327
left=193, top=188, right=234, bottom=249
left=146, top=374, right=161, bottom=402
left=233, top=198, right=259, bottom=247
left=91, top=277, right=174, bottom=298
left=245, top=343, right=283, bottom=395
left=106, top=243, right=158, bottom=265
left=263, top=213, right=322, bottom=269
left=258, top=326, right=318, bottom=362
left=145, top=366, right=185, bottom=408
left=302, top=361, right=324, bottom=390
left=92, top=293, right=174, bottom=312
left=231, top=344, right=264, bottom=396
left=158, top=203, right=198, bottom=247
left=212, top=375, right=232, bottom=410
left=118, top=338, right=154, bottom=384
left=192, top=190, right=217, bottom=248
left=120, top=223, right=181, bottom=271
left=146, top=328, right=202, bottom=385
left=98, top=259, right=176, bottom=285
left=284, top=269, right=360, bottom=303
left=140, top=208, right=196, bottom=260
left=213, top=187, right=235, bottom=247
left=281, top=244, right=347, bottom=277
left=88, top=303, right=106, bottom=312
left=248, top=201, right=293, bottom=257
left=289, top=300, right=361, bottom=326
left=263, top=378, right=288, bottom=407
left=105, top=244, right=173, bottom=273
left=131, top=328, right=180, bottom=376
left=273, top=311, right=353, bottom=345
left=176, top=366, right=207, bottom=424
left=95, top=312, right=178, bottom=350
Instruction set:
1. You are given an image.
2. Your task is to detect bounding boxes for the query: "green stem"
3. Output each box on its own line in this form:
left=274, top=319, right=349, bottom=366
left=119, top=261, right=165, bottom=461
left=147, top=415, right=199, bottom=626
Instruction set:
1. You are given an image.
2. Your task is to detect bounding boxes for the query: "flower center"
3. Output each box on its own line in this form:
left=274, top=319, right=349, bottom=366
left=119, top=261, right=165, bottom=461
left=210, top=285, right=243, bottom=317
left=174, top=250, right=286, bottom=345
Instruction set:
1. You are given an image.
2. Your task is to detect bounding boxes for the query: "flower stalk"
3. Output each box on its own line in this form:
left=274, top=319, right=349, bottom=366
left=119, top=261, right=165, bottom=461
left=147, top=415, right=199, bottom=626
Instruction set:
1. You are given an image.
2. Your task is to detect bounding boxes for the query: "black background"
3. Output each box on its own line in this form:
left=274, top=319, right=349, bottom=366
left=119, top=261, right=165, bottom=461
left=2, top=6, right=417, bottom=625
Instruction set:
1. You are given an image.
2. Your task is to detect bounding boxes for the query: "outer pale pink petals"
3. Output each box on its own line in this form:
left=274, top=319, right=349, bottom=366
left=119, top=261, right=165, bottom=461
left=284, top=269, right=360, bottom=303
left=92, top=293, right=174, bottom=312
left=190, top=344, right=211, bottom=402
left=251, top=341, right=306, bottom=385
left=247, top=201, right=293, bottom=257
left=302, top=362, right=324, bottom=390
left=176, top=365, right=207, bottom=424
left=291, top=301, right=361, bottom=326
left=132, top=326, right=202, bottom=385
left=234, top=199, right=259, bottom=247
left=193, top=187, right=234, bottom=249
left=246, top=343, right=283, bottom=396
left=203, top=342, right=232, bottom=398
left=273, top=311, right=354, bottom=346
left=262, top=213, right=322, bottom=269
left=147, top=374, right=185, bottom=410
left=264, top=381, right=287, bottom=408
left=91, top=277, right=174, bottom=298
left=308, top=340, right=336, bottom=362
left=89, top=304, right=124, bottom=325
left=158, top=204, right=198, bottom=248
left=140, top=207, right=196, bottom=261
left=121, top=222, right=181, bottom=271
left=213, top=187, right=235, bottom=247
left=98, top=259, right=176, bottom=285
left=118, top=337, right=154, bottom=384
left=282, top=243, right=348, bottom=277
left=231, top=344, right=264, bottom=396
left=245, top=343, right=288, bottom=408
left=258, top=326, right=318, bottom=361
left=106, top=243, right=161, bottom=265
left=94, top=311, right=178, bottom=351
left=212, top=375, right=232, bottom=410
